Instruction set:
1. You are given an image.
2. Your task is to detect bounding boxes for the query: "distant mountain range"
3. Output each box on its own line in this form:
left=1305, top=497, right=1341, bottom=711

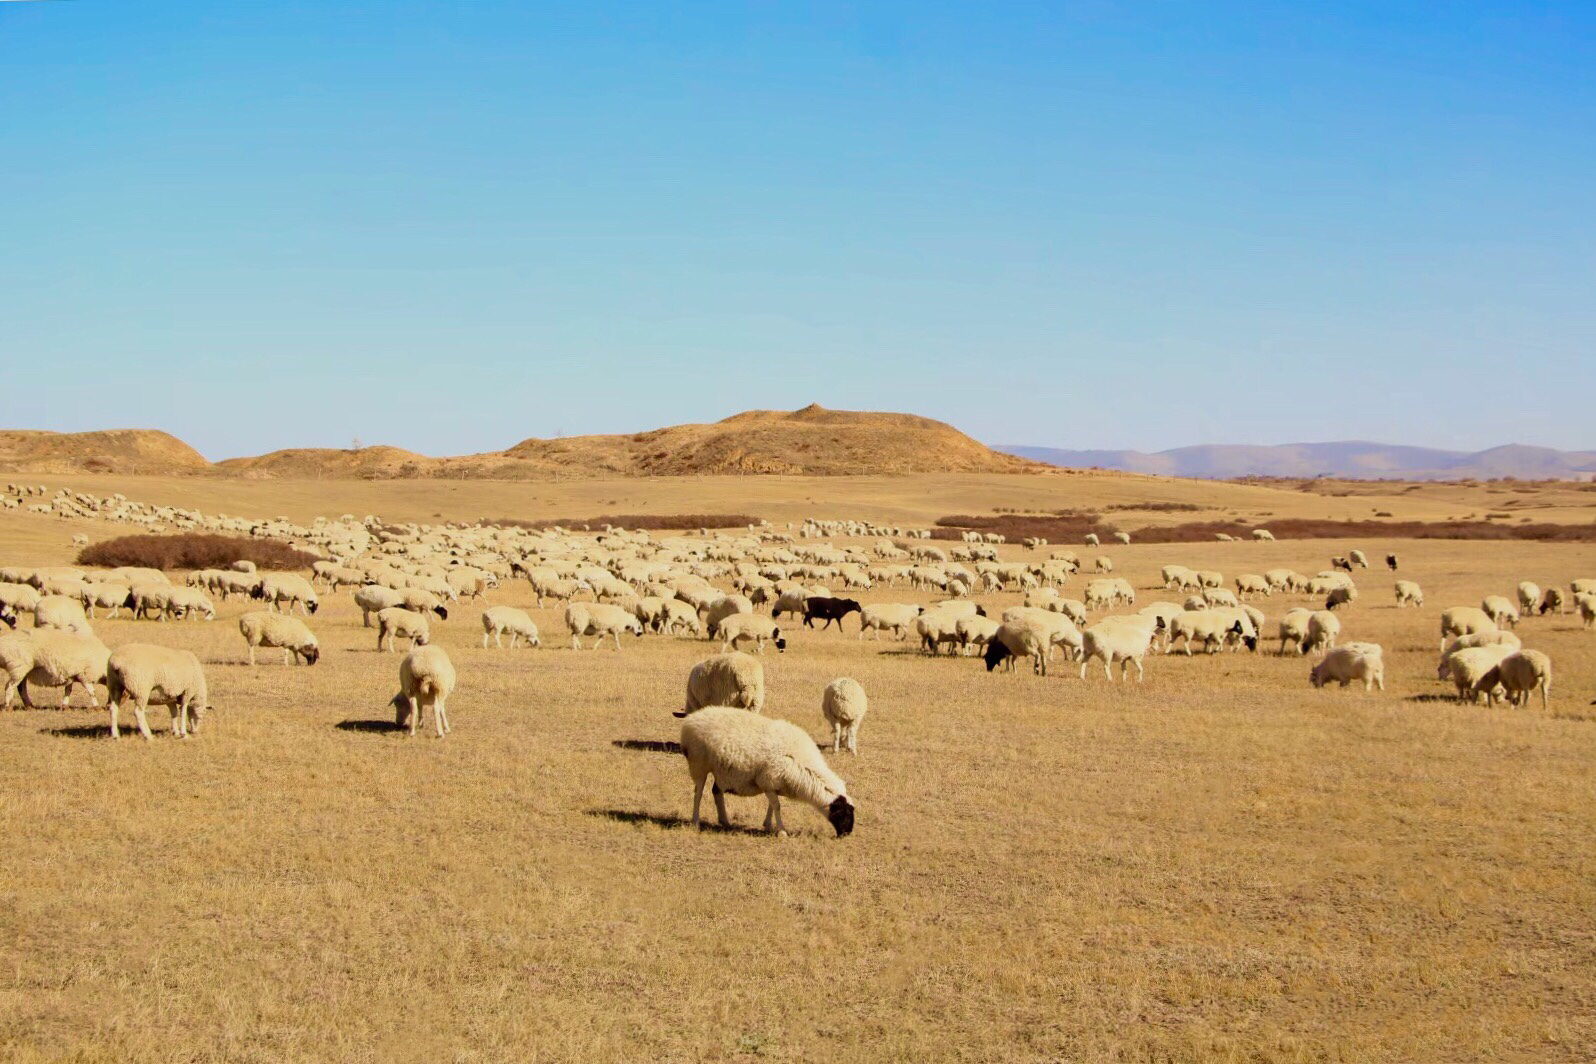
left=995, top=441, right=1596, bottom=481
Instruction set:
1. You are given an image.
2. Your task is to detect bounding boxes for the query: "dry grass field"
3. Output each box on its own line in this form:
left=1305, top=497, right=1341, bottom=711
left=3, top=480, right=1595, bottom=1062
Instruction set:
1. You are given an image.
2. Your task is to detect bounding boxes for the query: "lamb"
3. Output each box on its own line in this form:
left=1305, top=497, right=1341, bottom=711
left=680, top=706, right=854, bottom=836
left=1309, top=642, right=1385, bottom=691
left=1394, top=580, right=1424, bottom=608
left=1303, top=610, right=1341, bottom=654
left=1079, top=615, right=1160, bottom=681
left=237, top=610, right=320, bottom=666
left=250, top=573, right=319, bottom=616
left=857, top=603, right=923, bottom=641
left=1324, top=586, right=1358, bottom=611
left=105, top=644, right=209, bottom=740
left=376, top=607, right=432, bottom=653
left=1516, top=582, right=1541, bottom=616
left=353, top=584, right=407, bottom=626
left=1440, top=606, right=1498, bottom=651
left=1277, top=608, right=1313, bottom=655
left=678, top=652, right=766, bottom=717
left=1439, top=645, right=1515, bottom=703
left=480, top=606, right=540, bottom=649
left=0, top=629, right=111, bottom=708
left=391, top=644, right=456, bottom=737
left=35, top=595, right=92, bottom=635
left=1476, top=649, right=1552, bottom=710
left=1480, top=595, right=1519, bottom=629
left=820, top=678, right=867, bottom=754
left=566, top=603, right=645, bottom=650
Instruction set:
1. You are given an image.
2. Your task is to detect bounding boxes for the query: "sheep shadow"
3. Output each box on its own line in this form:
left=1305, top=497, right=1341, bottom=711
left=43, top=723, right=114, bottom=739
left=1405, top=694, right=1466, bottom=705
left=334, top=719, right=406, bottom=734
left=612, top=739, right=682, bottom=754
left=587, top=808, right=763, bottom=835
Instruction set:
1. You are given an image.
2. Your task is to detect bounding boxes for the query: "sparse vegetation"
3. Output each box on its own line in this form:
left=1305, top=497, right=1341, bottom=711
left=487, top=513, right=761, bottom=531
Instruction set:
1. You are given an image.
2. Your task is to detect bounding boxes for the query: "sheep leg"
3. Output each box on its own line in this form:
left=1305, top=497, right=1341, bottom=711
left=132, top=699, right=154, bottom=741
left=108, top=699, right=120, bottom=739
left=690, top=774, right=707, bottom=827
left=609, top=630, right=622, bottom=651
left=711, top=781, right=731, bottom=828
left=763, top=792, right=786, bottom=836
left=406, top=696, right=421, bottom=737
left=434, top=698, right=449, bottom=738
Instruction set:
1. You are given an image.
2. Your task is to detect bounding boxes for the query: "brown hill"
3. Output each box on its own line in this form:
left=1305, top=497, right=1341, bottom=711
left=211, top=405, right=1042, bottom=479
left=0, top=430, right=211, bottom=476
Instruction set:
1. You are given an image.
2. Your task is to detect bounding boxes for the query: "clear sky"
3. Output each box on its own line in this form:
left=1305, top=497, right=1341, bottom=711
left=2, top=2, right=1592, bottom=460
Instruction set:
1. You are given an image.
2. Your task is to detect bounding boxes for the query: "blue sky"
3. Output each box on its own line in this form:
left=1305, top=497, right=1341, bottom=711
left=2, top=2, right=1592, bottom=460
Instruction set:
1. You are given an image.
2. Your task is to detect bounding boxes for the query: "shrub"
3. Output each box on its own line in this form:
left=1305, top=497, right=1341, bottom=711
left=77, top=535, right=318, bottom=571
left=932, top=515, right=1596, bottom=544
left=485, top=513, right=761, bottom=532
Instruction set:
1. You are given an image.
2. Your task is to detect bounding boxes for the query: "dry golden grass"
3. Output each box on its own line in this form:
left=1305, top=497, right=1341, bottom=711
left=2, top=487, right=1595, bottom=1062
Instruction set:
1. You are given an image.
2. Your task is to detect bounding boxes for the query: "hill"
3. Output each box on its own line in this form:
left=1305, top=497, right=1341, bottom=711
left=0, top=429, right=211, bottom=476
left=999, top=440, right=1596, bottom=481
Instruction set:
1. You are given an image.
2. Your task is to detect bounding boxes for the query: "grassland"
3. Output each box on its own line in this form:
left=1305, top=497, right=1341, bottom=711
left=2, top=481, right=1595, bottom=1063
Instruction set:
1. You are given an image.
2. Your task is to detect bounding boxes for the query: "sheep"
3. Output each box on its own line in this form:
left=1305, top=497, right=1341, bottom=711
left=1440, top=606, right=1498, bottom=651
left=1309, top=642, right=1385, bottom=691
left=238, top=611, right=320, bottom=666
left=803, top=596, right=863, bottom=631
left=1439, top=645, right=1515, bottom=703
left=391, top=644, right=456, bottom=738
left=1386, top=554, right=1399, bottom=570
left=658, top=598, right=705, bottom=637
left=1196, top=571, right=1223, bottom=590
left=105, top=644, right=209, bottom=740
left=680, top=706, right=854, bottom=836
left=1349, top=549, right=1369, bottom=569
left=35, top=595, right=92, bottom=635
left=0, top=582, right=42, bottom=616
left=480, top=606, right=540, bottom=649
left=1537, top=588, right=1566, bottom=615
left=998, top=608, right=1083, bottom=662
left=1442, top=630, right=1521, bottom=658
left=1394, top=580, right=1424, bottom=608
left=1303, top=610, right=1341, bottom=655
left=250, top=573, right=319, bottom=616
left=1324, top=586, right=1358, bottom=611
left=1079, top=615, right=1159, bottom=681
left=1203, top=588, right=1240, bottom=609
left=164, top=587, right=216, bottom=621
left=1167, top=610, right=1255, bottom=656
left=716, top=612, right=786, bottom=655
left=701, top=594, right=754, bottom=638
left=913, top=610, right=964, bottom=656
left=232, top=560, right=257, bottom=574
left=678, top=652, right=766, bottom=718
left=1516, top=582, right=1541, bottom=616
left=1476, top=650, right=1552, bottom=710
left=1572, top=578, right=1596, bottom=597
left=1480, top=595, right=1520, bottom=629
left=565, top=603, right=645, bottom=650
left=0, top=629, right=111, bottom=708
left=858, top=603, right=923, bottom=641
left=1331, top=556, right=1353, bottom=573
left=821, top=677, right=867, bottom=754
left=353, top=584, right=406, bottom=626
left=1578, top=593, right=1596, bottom=631
left=1234, top=575, right=1271, bottom=600
left=1112, top=531, right=1131, bottom=546
left=983, top=619, right=1053, bottom=675
left=376, top=607, right=431, bottom=653
left=1093, top=556, right=1113, bottom=573
left=1251, top=529, right=1274, bottom=541
left=81, top=582, right=132, bottom=619
left=1084, top=533, right=1100, bottom=547
left=1277, top=608, right=1313, bottom=655
left=399, top=588, right=450, bottom=620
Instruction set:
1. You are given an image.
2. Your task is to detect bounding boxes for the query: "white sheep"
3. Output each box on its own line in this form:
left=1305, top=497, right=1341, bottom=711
left=1476, top=649, right=1552, bottom=710
left=1234, top=574, right=1270, bottom=600
left=35, top=595, right=92, bottom=635
left=1439, top=645, right=1514, bottom=703
left=1325, top=586, right=1358, bottom=611
left=954, top=614, right=1002, bottom=656
left=0, top=629, right=110, bottom=708
left=376, top=607, right=431, bottom=653
left=480, top=606, right=540, bottom=649
left=716, top=612, right=787, bottom=655
left=821, top=677, right=867, bottom=754
left=565, top=602, right=645, bottom=650
left=679, top=652, right=766, bottom=717
left=1394, top=580, right=1424, bottom=608
left=701, top=594, right=754, bottom=639
left=1480, top=595, right=1519, bottom=629
left=1167, top=610, right=1254, bottom=656
left=238, top=611, right=320, bottom=666
left=1309, top=642, right=1384, bottom=691
left=1079, top=615, right=1159, bottom=681
left=1251, top=529, right=1274, bottom=541
left=1516, top=582, right=1541, bottom=616
left=353, top=584, right=406, bottom=626
left=1348, top=549, right=1369, bottom=569
left=1578, top=593, right=1596, bottom=630
left=105, top=644, right=209, bottom=740
left=857, top=603, right=922, bottom=641
left=679, top=706, right=854, bottom=836
left=251, top=573, right=319, bottom=616
left=1303, top=610, right=1341, bottom=655
left=392, top=644, right=456, bottom=737
left=1440, top=606, right=1497, bottom=651
left=1112, top=531, right=1131, bottom=546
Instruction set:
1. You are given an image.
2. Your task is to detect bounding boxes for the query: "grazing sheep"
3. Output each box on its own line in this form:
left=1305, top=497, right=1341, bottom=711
left=1167, top=610, right=1255, bottom=656
left=1386, top=554, right=1399, bottom=570
left=239, top=611, right=321, bottom=665
left=1251, top=529, right=1275, bottom=542
left=678, top=652, right=766, bottom=718
left=565, top=603, right=644, bottom=651
left=1394, top=580, right=1424, bottom=608
left=481, top=606, right=540, bottom=649
left=1440, top=606, right=1498, bottom=651
left=858, top=603, right=923, bottom=641
left=1235, top=574, right=1271, bottom=600
left=1277, top=608, right=1313, bottom=656
left=353, top=584, right=406, bottom=626
left=1516, top=582, right=1541, bottom=616
left=105, top=644, right=209, bottom=740
left=955, top=614, right=1002, bottom=656
left=1303, top=610, right=1341, bottom=655
left=81, top=582, right=132, bottom=619
left=376, top=607, right=431, bottom=653
left=803, top=596, right=863, bottom=631
left=164, top=587, right=216, bottom=621
left=1349, top=550, right=1369, bottom=569
left=0, top=582, right=42, bottom=616
left=391, top=644, right=456, bottom=738
left=680, top=706, right=854, bottom=836
left=1439, top=645, right=1515, bottom=703
left=913, top=610, right=966, bottom=656
left=821, top=677, right=867, bottom=754
left=701, top=594, right=754, bottom=638
left=1084, top=533, right=1100, bottom=547
left=250, top=573, right=319, bottom=616
left=1480, top=595, right=1520, bottom=629
left=1309, top=642, right=1385, bottom=691
left=1203, top=588, right=1240, bottom=609
left=35, top=595, right=92, bottom=635
left=1572, top=578, right=1596, bottom=597
left=1331, top=556, right=1353, bottom=573
left=0, top=629, right=111, bottom=708
left=716, top=612, right=786, bottom=655
left=1442, top=630, right=1522, bottom=659
left=1537, top=588, right=1566, bottom=615
left=1476, top=649, right=1552, bottom=710
left=1578, top=593, right=1596, bottom=630
left=1325, top=586, right=1358, bottom=611
left=1079, top=615, right=1160, bottom=682
left=1093, top=556, right=1114, bottom=573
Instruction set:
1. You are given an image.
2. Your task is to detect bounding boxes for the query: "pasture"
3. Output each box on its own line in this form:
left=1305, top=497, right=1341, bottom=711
left=2, top=485, right=1595, bottom=1063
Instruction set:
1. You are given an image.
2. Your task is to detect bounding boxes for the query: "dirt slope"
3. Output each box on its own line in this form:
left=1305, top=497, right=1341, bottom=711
left=0, top=430, right=211, bottom=476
